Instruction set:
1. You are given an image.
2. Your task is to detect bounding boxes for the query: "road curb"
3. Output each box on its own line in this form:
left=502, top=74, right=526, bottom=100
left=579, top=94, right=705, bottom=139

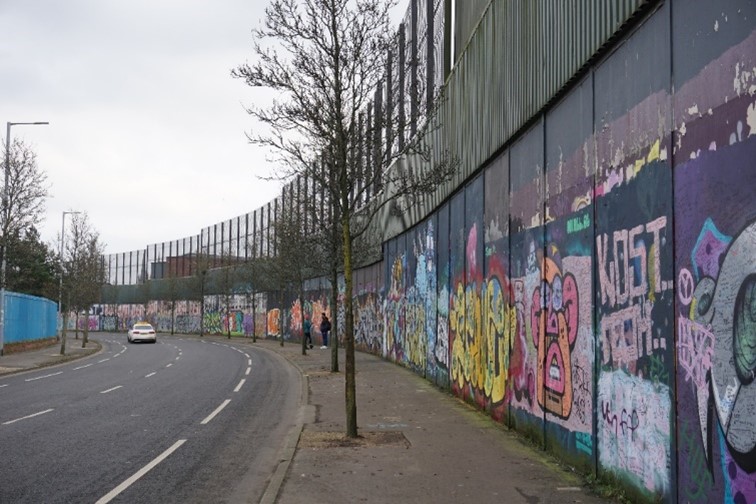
left=256, top=344, right=313, bottom=504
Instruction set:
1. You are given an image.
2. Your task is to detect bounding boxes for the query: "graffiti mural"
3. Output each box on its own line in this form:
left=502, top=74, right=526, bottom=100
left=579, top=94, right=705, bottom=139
left=508, top=123, right=545, bottom=435
left=532, top=247, right=579, bottom=419
left=484, top=151, right=511, bottom=421
left=267, top=308, right=281, bottom=338
left=482, top=259, right=511, bottom=413
left=384, top=237, right=407, bottom=364
left=673, top=25, right=756, bottom=497
left=595, top=158, right=675, bottom=498
left=450, top=177, right=486, bottom=408
left=355, top=292, right=384, bottom=353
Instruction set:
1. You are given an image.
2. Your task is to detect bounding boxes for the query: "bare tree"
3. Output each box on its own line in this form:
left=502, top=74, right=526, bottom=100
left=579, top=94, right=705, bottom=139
left=234, top=0, right=457, bottom=438
left=60, top=212, right=105, bottom=352
left=216, top=245, right=241, bottom=339
left=190, top=250, right=213, bottom=337
left=243, top=249, right=261, bottom=343
left=1, top=138, right=49, bottom=282
left=272, top=184, right=324, bottom=355
left=165, top=274, right=180, bottom=335
left=137, top=279, right=151, bottom=324
left=243, top=231, right=270, bottom=343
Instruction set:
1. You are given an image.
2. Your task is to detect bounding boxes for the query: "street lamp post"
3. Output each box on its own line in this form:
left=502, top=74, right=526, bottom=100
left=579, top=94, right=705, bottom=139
left=58, top=211, right=81, bottom=339
left=0, top=121, right=49, bottom=355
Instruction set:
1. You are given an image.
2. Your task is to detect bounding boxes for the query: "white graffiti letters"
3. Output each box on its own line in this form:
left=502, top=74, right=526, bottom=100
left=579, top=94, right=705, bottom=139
left=597, top=216, right=670, bottom=308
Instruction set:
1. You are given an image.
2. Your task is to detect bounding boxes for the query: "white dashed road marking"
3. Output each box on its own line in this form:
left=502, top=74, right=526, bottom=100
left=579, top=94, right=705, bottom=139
left=201, top=399, right=231, bottom=425
left=25, top=372, right=63, bottom=382
left=95, top=439, right=187, bottom=504
left=3, top=408, right=54, bottom=425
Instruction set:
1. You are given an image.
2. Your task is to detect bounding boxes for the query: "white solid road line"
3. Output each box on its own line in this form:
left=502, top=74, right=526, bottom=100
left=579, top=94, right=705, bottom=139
left=25, top=371, right=63, bottom=382
left=2, top=408, right=54, bottom=425
left=233, top=379, right=246, bottom=393
left=100, top=386, right=123, bottom=394
left=95, top=439, right=187, bottom=504
left=200, top=399, right=231, bottom=425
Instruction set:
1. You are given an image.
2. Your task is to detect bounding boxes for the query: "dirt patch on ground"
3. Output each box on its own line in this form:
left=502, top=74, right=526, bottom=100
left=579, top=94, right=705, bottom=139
left=306, top=370, right=335, bottom=377
left=299, top=430, right=410, bottom=449
left=3, top=337, right=57, bottom=354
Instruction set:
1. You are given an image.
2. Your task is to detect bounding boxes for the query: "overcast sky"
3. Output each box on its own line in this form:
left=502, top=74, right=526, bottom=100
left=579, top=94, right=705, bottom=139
left=1, top=0, right=408, bottom=255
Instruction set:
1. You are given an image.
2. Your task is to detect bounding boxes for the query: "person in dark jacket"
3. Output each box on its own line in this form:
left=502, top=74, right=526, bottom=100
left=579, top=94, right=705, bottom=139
left=319, top=313, right=331, bottom=349
left=303, top=314, right=313, bottom=349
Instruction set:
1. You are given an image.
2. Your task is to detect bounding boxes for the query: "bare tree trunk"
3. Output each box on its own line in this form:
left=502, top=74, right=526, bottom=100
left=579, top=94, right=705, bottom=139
left=342, top=217, right=357, bottom=438
left=279, top=291, right=284, bottom=347
left=226, top=294, right=231, bottom=339
left=75, top=311, right=80, bottom=339
left=60, top=312, right=68, bottom=355
left=330, top=194, right=340, bottom=373
left=300, top=292, right=307, bottom=356
left=82, top=311, right=89, bottom=348
left=330, top=265, right=339, bottom=373
left=199, top=286, right=205, bottom=337
left=252, top=294, right=257, bottom=343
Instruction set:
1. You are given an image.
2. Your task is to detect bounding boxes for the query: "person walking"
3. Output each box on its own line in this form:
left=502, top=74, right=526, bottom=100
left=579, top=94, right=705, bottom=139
left=319, top=313, right=331, bottom=349
left=303, top=314, right=313, bottom=349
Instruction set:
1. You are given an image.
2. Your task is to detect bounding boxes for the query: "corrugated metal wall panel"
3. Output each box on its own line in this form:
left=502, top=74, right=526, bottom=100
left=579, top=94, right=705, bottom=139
left=454, top=0, right=492, bottom=63
left=383, top=0, right=652, bottom=240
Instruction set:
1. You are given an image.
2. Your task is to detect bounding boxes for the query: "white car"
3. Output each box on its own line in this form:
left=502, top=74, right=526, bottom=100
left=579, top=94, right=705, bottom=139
left=128, top=322, right=157, bottom=343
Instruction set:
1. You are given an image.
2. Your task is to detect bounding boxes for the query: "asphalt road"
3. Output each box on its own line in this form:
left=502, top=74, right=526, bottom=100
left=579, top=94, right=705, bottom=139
left=0, top=334, right=302, bottom=504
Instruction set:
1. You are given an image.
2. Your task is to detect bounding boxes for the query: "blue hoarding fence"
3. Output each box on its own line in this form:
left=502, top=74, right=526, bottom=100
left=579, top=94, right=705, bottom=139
left=1, top=291, right=57, bottom=351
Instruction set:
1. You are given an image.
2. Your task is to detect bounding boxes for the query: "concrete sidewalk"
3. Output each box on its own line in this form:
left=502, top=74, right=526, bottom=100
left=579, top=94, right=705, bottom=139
left=0, top=335, right=612, bottom=503
left=0, top=336, right=101, bottom=376
left=248, top=338, right=611, bottom=504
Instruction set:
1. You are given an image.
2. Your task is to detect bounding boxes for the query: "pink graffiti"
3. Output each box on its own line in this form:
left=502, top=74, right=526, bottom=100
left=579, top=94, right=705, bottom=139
left=467, top=224, right=478, bottom=279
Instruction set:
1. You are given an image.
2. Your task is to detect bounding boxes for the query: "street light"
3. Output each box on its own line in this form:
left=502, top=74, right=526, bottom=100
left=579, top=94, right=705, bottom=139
left=0, top=121, right=49, bottom=355
left=58, top=211, right=81, bottom=338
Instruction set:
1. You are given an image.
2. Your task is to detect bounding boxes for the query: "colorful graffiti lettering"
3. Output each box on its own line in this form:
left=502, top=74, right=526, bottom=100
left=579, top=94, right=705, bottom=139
left=596, top=217, right=672, bottom=308
left=482, top=274, right=511, bottom=405
left=597, top=217, right=672, bottom=374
